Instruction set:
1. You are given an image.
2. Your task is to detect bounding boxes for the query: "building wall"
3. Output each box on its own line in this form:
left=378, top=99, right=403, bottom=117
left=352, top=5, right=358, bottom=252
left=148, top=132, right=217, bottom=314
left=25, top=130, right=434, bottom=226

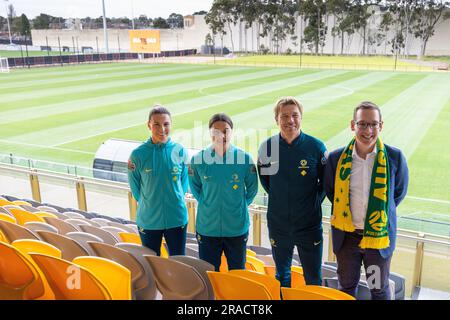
left=31, top=11, right=450, bottom=56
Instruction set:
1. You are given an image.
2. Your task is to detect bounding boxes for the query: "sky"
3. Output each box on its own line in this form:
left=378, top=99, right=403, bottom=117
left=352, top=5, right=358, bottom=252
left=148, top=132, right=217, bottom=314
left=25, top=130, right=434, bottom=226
left=3, top=0, right=214, bottom=19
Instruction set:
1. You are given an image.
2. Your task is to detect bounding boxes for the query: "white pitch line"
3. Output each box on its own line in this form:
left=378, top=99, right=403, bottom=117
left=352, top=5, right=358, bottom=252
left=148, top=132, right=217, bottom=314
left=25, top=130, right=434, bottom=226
left=405, top=196, right=450, bottom=205
left=0, top=139, right=95, bottom=155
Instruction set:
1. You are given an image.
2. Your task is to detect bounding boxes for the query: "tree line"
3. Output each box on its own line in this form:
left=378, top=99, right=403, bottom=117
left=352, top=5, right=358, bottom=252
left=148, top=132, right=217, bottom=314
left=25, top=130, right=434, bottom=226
left=205, top=0, right=450, bottom=57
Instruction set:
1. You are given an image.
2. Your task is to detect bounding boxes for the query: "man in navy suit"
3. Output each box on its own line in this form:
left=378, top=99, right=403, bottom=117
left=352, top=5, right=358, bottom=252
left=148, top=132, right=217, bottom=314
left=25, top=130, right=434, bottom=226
left=324, top=101, right=409, bottom=300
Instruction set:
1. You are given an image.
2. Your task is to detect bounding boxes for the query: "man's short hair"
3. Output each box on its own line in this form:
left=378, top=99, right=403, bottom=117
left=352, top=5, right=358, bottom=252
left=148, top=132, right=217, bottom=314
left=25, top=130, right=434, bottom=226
left=353, top=101, right=382, bottom=121
left=149, top=105, right=171, bottom=121
left=209, top=113, right=234, bottom=129
left=274, top=96, right=304, bottom=119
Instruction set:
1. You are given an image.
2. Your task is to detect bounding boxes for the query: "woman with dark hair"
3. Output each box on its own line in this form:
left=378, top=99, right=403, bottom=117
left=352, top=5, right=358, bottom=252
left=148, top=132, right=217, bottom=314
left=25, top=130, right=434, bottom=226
left=188, top=113, right=258, bottom=271
left=128, top=105, right=189, bottom=256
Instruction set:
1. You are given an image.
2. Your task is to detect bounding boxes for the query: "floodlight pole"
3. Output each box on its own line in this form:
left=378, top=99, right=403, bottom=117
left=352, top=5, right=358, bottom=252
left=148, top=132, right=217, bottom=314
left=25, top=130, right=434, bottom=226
left=102, top=0, right=109, bottom=53
left=4, top=0, right=13, bottom=45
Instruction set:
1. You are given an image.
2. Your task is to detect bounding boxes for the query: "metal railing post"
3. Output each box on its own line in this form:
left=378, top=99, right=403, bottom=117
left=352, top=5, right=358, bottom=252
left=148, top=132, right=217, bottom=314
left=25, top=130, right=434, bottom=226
left=412, top=233, right=425, bottom=288
left=187, top=198, right=196, bottom=234
left=76, top=177, right=87, bottom=212
left=29, top=169, right=42, bottom=203
left=128, top=191, right=137, bottom=222
left=252, top=206, right=262, bottom=246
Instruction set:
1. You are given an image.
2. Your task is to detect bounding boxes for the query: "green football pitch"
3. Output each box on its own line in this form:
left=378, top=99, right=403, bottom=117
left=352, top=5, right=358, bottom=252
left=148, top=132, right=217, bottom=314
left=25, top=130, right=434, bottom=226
left=0, top=62, right=449, bottom=233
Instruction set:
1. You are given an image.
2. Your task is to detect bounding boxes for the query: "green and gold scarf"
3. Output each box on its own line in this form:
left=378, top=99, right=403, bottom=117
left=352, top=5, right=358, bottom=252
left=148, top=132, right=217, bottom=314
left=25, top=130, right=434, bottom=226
left=331, top=137, right=390, bottom=249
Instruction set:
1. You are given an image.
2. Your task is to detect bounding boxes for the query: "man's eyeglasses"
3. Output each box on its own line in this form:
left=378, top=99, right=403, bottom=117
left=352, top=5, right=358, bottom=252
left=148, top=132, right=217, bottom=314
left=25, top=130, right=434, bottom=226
left=355, top=121, right=382, bottom=130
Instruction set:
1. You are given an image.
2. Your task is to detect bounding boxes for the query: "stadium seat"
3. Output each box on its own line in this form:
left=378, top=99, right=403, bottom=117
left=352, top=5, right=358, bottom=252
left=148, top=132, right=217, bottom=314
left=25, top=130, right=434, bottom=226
left=255, top=254, right=275, bottom=266
left=246, top=248, right=257, bottom=257
left=65, top=218, right=96, bottom=228
left=0, top=242, right=43, bottom=300
left=41, top=203, right=66, bottom=213
left=118, top=232, right=142, bottom=245
left=246, top=255, right=266, bottom=273
left=323, top=277, right=372, bottom=300
left=19, top=199, right=42, bottom=208
left=0, top=220, right=39, bottom=243
left=12, top=239, right=62, bottom=258
left=114, top=242, right=158, bottom=300
left=0, top=198, right=13, bottom=206
left=34, top=212, right=59, bottom=220
left=107, top=221, right=137, bottom=233
left=64, top=212, right=86, bottom=219
left=145, top=255, right=208, bottom=300
left=229, top=269, right=281, bottom=300
left=248, top=245, right=272, bottom=255
left=207, top=271, right=272, bottom=300
left=65, top=232, right=104, bottom=255
left=12, top=200, right=32, bottom=206
left=7, top=208, right=46, bottom=226
left=389, top=272, right=406, bottom=300
left=0, top=212, right=17, bottom=224
left=87, top=241, right=149, bottom=299
left=124, top=224, right=139, bottom=234
left=90, top=218, right=112, bottom=227
left=281, top=287, right=334, bottom=300
left=185, top=246, right=199, bottom=258
left=79, top=224, right=118, bottom=245
left=73, top=256, right=132, bottom=300
left=101, top=226, right=127, bottom=242
left=20, top=205, right=40, bottom=213
left=43, top=217, right=80, bottom=234
left=36, top=206, right=59, bottom=214
left=36, top=231, right=89, bottom=260
left=30, top=253, right=112, bottom=300
left=24, top=222, right=59, bottom=234
left=171, top=255, right=215, bottom=300
left=0, top=206, right=12, bottom=215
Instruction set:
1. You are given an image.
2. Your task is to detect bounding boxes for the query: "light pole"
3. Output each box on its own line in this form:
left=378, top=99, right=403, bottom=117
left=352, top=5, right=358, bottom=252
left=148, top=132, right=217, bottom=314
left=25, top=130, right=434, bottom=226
left=102, top=0, right=109, bottom=53
left=4, top=0, right=13, bottom=45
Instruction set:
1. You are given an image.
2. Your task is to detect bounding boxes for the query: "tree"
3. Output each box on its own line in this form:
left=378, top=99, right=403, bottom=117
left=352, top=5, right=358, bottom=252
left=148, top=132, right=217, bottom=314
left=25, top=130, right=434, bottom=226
left=19, top=14, right=31, bottom=37
left=412, top=0, right=450, bottom=57
left=167, top=13, right=184, bottom=28
left=300, top=0, right=328, bottom=54
left=205, top=0, right=237, bottom=53
left=33, top=13, right=51, bottom=29
left=153, top=17, right=169, bottom=29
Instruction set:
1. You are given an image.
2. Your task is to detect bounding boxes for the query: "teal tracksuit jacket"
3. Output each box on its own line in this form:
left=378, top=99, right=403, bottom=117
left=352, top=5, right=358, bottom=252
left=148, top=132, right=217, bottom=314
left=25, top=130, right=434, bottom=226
left=188, top=145, right=258, bottom=237
left=128, top=138, right=188, bottom=230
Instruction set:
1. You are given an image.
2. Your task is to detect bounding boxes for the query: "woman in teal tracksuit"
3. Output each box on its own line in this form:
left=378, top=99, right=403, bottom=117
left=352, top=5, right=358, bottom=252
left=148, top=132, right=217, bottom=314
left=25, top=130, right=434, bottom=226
left=188, top=113, right=258, bottom=271
left=128, top=106, right=189, bottom=256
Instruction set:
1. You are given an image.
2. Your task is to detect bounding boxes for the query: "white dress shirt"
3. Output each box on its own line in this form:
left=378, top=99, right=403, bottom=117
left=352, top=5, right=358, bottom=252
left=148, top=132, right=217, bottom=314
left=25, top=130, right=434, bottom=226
left=349, top=145, right=377, bottom=229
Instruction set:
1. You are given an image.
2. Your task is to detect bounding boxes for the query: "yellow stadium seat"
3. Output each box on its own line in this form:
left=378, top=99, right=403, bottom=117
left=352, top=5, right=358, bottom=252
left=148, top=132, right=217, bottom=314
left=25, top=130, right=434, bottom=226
left=0, top=242, right=54, bottom=300
left=12, top=239, right=62, bottom=258
left=35, top=212, right=59, bottom=220
left=219, top=253, right=228, bottom=272
left=118, top=232, right=142, bottom=245
left=300, top=285, right=355, bottom=300
left=245, top=255, right=266, bottom=274
left=0, top=199, right=12, bottom=206
left=8, top=208, right=45, bottom=226
left=246, top=248, right=256, bottom=257
left=12, top=200, right=32, bottom=206
left=0, top=212, right=17, bottom=224
left=30, top=253, right=112, bottom=300
left=73, top=256, right=132, bottom=300
left=229, top=269, right=281, bottom=300
left=161, top=239, right=169, bottom=258
left=281, top=287, right=332, bottom=300
left=207, top=271, right=272, bottom=300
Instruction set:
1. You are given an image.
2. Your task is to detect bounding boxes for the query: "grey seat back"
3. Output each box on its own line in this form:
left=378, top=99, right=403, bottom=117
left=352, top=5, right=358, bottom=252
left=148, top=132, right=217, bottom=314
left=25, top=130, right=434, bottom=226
left=24, top=222, right=59, bottom=234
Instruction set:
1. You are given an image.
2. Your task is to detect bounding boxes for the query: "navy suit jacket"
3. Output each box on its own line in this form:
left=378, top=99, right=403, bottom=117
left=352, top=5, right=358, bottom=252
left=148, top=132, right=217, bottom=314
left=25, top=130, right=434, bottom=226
left=324, top=144, right=409, bottom=258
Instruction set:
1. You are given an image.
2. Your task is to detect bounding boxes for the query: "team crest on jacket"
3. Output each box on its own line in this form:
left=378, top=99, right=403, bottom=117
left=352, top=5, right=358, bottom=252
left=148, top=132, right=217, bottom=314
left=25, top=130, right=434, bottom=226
left=230, top=174, right=240, bottom=190
left=298, top=159, right=309, bottom=176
